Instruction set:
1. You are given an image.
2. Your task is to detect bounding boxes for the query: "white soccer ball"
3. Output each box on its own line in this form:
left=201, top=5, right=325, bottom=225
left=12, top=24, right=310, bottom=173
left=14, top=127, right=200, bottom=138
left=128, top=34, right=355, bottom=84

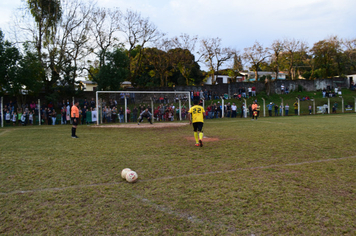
left=126, top=170, right=138, bottom=183
left=121, top=168, right=131, bottom=179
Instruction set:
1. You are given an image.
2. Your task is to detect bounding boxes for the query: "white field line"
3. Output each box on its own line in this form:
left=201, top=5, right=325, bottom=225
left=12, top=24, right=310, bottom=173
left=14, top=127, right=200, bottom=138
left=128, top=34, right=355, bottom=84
left=1, top=155, right=355, bottom=196
left=132, top=194, right=206, bottom=225
left=133, top=194, right=238, bottom=233
left=0, top=130, right=11, bottom=136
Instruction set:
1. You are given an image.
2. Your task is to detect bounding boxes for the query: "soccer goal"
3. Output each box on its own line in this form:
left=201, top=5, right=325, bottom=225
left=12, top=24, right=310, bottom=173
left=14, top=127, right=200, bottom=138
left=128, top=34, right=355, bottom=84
left=95, top=91, right=191, bottom=125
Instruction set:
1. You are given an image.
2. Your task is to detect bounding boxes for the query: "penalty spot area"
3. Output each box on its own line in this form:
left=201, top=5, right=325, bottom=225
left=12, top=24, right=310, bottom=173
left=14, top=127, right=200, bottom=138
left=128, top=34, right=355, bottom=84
left=93, top=123, right=189, bottom=129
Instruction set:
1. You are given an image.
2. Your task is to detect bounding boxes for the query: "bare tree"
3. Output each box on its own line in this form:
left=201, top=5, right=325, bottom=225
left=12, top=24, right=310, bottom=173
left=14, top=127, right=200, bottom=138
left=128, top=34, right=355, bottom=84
left=120, top=9, right=165, bottom=85
left=91, top=7, right=122, bottom=68
left=270, top=39, right=284, bottom=81
left=200, top=37, right=234, bottom=84
left=342, top=38, right=356, bottom=72
left=283, top=38, right=307, bottom=80
left=242, top=41, right=269, bottom=81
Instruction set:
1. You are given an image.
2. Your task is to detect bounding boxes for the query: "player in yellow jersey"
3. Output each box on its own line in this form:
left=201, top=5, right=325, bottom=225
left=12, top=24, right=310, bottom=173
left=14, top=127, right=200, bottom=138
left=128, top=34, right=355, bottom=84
left=188, top=99, right=205, bottom=147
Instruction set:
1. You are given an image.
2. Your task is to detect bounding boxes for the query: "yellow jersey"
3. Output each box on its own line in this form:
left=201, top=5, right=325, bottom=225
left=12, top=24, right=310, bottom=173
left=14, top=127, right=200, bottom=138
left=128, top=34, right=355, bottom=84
left=188, top=105, right=205, bottom=123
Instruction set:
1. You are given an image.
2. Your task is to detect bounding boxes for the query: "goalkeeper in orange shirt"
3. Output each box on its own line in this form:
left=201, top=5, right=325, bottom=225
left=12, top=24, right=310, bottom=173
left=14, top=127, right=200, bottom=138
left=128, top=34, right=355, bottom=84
left=188, top=99, right=205, bottom=147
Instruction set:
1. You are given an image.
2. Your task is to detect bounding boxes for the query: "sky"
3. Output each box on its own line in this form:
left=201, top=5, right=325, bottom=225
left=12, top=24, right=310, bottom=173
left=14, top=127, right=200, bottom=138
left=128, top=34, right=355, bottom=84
left=0, top=0, right=355, bottom=67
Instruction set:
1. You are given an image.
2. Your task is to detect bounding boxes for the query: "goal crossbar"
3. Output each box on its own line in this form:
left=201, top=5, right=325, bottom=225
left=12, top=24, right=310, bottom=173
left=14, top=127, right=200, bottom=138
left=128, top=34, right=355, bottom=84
left=95, top=91, right=191, bottom=125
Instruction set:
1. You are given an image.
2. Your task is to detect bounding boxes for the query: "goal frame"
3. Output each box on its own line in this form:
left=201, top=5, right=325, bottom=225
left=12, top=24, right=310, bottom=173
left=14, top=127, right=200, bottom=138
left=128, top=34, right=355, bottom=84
left=95, top=91, right=191, bottom=125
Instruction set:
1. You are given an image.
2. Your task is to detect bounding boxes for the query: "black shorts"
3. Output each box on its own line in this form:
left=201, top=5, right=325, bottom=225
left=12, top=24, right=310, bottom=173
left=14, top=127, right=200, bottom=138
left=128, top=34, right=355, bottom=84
left=72, top=118, right=78, bottom=126
left=193, top=122, right=203, bottom=132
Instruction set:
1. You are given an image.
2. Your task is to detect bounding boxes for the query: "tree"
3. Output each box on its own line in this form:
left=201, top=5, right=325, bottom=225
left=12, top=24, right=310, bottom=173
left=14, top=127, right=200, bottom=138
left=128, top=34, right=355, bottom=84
left=242, top=41, right=269, bottom=81
left=227, top=51, right=243, bottom=82
left=342, top=38, right=356, bottom=73
left=26, top=0, right=62, bottom=62
left=0, top=31, right=43, bottom=106
left=269, top=39, right=284, bottom=81
left=94, top=48, right=129, bottom=91
left=310, top=36, right=343, bottom=79
left=91, top=7, right=122, bottom=68
left=200, top=37, right=234, bottom=84
left=120, top=9, right=165, bottom=85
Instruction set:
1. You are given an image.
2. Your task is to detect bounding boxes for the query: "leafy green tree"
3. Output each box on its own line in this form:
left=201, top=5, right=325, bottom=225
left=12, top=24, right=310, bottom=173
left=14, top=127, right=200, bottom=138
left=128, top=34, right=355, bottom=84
left=27, top=0, right=62, bottom=61
left=310, top=37, right=343, bottom=78
left=0, top=31, right=43, bottom=106
left=94, top=48, right=129, bottom=91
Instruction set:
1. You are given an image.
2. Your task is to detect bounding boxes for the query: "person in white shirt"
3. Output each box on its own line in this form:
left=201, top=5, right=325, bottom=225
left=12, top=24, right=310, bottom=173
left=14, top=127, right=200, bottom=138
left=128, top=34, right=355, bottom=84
left=231, top=103, right=237, bottom=118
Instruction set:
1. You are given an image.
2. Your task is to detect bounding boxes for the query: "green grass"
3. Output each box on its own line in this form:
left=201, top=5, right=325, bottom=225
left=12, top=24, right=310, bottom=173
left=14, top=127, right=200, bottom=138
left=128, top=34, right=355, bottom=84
left=1, top=115, right=356, bottom=235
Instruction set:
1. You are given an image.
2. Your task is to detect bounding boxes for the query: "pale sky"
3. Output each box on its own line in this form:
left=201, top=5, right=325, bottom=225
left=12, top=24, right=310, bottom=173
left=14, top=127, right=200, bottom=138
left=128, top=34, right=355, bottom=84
left=1, top=0, right=355, bottom=64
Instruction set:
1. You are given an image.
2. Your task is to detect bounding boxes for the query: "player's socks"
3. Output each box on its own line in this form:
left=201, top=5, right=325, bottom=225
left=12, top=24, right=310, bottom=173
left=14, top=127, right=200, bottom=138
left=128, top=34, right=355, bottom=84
left=194, top=132, right=199, bottom=144
left=199, top=132, right=203, bottom=147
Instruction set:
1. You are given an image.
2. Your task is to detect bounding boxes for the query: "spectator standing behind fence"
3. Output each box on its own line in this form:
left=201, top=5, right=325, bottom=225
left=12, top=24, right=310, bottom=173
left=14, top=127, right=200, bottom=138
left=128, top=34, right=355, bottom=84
left=82, top=106, right=87, bottom=124
left=66, top=104, right=70, bottom=123
left=274, top=104, right=279, bottom=116
left=231, top=103, right=237, bottom=118
left=90, top=98, right=95, bottom=108
left=119, top=107, right=124, bottom=123
left=267, top=102, right=274, bottom=117
left=252, top=86, right=256, bottom=96
left=333, top=102, right=338, bottom=113
left=309, top=104, right=312, bottom=115
left=285, top=104, right=289, bottom=116
left=112, top=106, right=117, bottom=123
left=242, top=87, right=246, bottom=98
left=279, top=103, right=284, bottom=116
left=132, top=106, right=138, bottom=122
left=293, top=101, right=298, bottom=115
left=29, top=111, right=33, bottom=125
left=226, top=102, right=231, bottom=117
left=12, top=111, right=17, bottom=126
left=106, top=107, right=112, bottom=123
left=51, top=109, right=56, bottom=125
left=61, top=106, right=66, bottom=124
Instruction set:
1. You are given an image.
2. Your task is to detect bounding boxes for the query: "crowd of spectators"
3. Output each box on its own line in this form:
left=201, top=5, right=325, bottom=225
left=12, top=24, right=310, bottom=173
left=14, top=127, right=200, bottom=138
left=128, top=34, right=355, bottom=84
left=0, top=86, right=350, bottom=126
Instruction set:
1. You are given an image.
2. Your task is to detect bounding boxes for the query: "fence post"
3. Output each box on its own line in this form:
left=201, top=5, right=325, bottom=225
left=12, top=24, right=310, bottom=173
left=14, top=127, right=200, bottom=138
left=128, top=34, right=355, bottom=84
left=1, top=97, right=3, bottom=128
left=328, top=98, right=330, bottom=114
left=340, top=96, right=344, bottom=113
left=243, top=99, right=247, bottom=118
left=38, top=99, right=41, bottom=125
left=280, top=97, right=284, bottom=116
left=151, top=99, right=153, bottom=123
left=262, top=98, right=266, bottom=117
left=124, top=96, right=127, bottom=123
left=312, top=98, right=315, bottom=115
left=296, top=97, right=300, bottom=116
left=221, top=98, right=224, bottom=118
left=179, top=99, right=182, bottom=121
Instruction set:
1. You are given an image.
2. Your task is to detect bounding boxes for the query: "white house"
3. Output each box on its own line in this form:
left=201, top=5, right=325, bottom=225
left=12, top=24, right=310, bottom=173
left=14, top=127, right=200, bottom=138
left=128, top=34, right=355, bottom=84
left=81, top=80, right=98, bottom=91
left=347, top=74, right=356, bottom=88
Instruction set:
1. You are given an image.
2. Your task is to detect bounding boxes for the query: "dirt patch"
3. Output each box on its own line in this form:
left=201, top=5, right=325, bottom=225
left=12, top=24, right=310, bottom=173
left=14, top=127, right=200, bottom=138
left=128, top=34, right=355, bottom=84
left=92, top=123, right=189, bottom=129
left=185, top=136, right=220, bottom=142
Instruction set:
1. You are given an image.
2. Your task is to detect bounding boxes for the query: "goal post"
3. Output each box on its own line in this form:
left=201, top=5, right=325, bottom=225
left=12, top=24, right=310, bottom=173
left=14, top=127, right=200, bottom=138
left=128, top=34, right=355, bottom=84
left=95, top=91, right=191, bottom=125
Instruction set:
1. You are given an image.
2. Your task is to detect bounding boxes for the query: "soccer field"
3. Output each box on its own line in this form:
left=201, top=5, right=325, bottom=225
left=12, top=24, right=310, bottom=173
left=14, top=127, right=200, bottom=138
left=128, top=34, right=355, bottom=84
left=1, top=115, right=355, bottom=235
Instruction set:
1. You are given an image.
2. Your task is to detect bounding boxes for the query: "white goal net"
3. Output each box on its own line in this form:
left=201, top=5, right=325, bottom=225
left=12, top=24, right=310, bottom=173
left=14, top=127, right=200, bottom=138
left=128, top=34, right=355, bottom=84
left=95, top=91, right=191, bottom=125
